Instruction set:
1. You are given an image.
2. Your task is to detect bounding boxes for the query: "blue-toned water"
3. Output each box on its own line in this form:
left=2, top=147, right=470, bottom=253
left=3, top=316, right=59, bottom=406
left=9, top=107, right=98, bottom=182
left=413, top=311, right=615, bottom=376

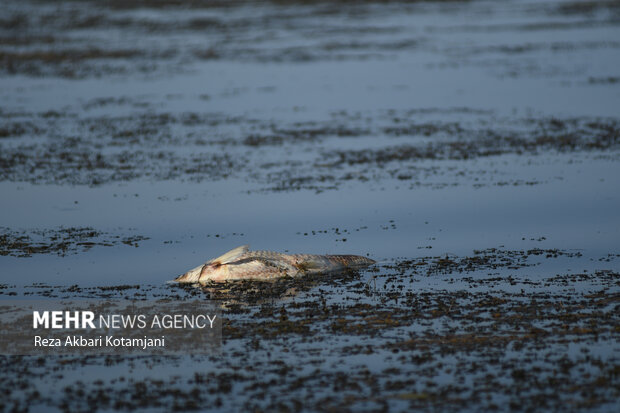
left=1, top=0, right=619, bottom=411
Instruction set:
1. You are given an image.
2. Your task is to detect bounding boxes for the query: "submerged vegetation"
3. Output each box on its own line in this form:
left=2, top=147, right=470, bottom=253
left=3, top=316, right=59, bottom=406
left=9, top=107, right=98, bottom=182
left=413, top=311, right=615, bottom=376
left=0, top=0, right=618, bottom=411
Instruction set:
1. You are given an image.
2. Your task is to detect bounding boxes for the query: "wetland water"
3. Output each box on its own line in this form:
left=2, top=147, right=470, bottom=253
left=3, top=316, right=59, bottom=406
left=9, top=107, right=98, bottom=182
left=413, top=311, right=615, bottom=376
left=1, top=0, right=619, bottom=411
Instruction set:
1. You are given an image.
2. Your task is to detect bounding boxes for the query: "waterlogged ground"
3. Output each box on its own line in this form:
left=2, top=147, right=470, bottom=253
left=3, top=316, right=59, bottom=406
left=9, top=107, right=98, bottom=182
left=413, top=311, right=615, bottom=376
left=1, top=0, right=619, bottom=411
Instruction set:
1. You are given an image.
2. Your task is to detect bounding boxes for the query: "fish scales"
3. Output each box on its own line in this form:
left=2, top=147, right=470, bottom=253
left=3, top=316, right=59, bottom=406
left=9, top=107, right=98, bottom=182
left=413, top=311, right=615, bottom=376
left=174, top=245, right=375, bottom=283
left=244, top=252, right=374, bottom=273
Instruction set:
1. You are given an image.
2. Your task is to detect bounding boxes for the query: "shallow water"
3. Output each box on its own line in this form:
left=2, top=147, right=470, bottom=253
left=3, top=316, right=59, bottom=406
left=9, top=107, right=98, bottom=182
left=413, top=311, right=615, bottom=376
left=1, top=151, right=618, bottom=286
left=1, top=0, right=619, bottom=411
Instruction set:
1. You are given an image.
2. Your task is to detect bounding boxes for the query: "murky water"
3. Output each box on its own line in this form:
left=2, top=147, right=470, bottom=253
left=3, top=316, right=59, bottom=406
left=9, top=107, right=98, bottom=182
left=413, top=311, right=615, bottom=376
left=1, top=0, right=619, bottom=411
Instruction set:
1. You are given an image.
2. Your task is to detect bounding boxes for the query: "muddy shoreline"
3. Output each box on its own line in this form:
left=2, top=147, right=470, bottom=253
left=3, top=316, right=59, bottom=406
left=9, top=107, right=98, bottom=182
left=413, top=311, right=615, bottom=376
left=1, top=0, right=619, bottom=411
left=1, top=249, right=618, bottom=411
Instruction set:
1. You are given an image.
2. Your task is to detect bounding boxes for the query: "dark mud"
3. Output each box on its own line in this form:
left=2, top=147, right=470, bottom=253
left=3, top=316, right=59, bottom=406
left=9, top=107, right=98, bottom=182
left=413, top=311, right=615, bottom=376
left=0, top=227, right=149, bottom=257
left=1, top=108, right=618, bottom=191
left=1, top=0, right=619, bottom=412
left=2, top=0, right=620, bottom=79
left=1, top=249, right=618, bottom=411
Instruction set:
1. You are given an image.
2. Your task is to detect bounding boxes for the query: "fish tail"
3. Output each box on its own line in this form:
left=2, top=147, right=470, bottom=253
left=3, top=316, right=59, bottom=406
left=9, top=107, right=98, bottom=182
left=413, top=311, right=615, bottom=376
left=293, top=254, right=375, bottom=273
left=327, top=254, right=376, bottom=267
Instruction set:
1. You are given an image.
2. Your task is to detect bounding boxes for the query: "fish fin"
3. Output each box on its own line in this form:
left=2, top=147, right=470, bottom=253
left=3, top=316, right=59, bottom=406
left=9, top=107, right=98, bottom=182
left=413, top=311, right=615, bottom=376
left=211, top=245, right=250, bottom=264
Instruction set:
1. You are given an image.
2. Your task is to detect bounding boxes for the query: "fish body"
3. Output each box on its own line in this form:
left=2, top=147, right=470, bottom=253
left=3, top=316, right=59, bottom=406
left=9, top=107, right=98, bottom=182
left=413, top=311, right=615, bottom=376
left=174, top=245, right=375, bottom=282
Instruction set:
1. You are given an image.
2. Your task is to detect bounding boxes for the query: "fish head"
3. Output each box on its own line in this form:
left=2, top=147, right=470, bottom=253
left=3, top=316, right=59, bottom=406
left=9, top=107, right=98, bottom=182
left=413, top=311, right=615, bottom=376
left=174, top=245, right=249, bottom=283
left=174, top=263, right=206, bottom=283
left=175, top=261, right=230, bottom=283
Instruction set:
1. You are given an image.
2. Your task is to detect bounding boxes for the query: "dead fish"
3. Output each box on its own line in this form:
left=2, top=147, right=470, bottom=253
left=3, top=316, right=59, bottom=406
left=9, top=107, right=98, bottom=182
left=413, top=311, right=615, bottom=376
left=174, top=245, right=375, bottom=283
